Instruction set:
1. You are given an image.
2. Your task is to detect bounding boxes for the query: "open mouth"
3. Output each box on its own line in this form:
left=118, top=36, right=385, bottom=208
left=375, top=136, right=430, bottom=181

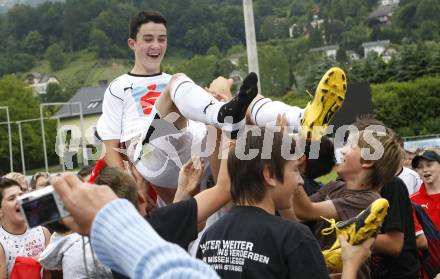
left=147, top=53, right=161, bottom=58
left=424, top=174, right=432, bottom=180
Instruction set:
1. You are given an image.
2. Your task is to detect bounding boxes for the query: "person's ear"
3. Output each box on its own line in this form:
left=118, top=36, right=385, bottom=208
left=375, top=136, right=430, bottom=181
left=128, top=38, right=136, bottom=51
left=361, top=160, right=374, bottom=169
left=262, top=165, right=277, bottom=187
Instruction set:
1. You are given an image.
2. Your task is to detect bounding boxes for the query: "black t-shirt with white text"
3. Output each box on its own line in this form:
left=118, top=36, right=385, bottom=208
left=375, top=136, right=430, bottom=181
left=369, top=177, right=419, bottom=279
left=196, top=206, right=328, bottom=279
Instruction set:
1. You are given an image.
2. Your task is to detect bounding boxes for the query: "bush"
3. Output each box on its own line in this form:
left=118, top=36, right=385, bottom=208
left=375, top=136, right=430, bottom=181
left=371, top=76, right=440, bottom=136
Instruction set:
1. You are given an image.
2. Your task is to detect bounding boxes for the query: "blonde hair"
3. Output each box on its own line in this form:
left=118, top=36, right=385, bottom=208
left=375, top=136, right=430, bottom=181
left=3, top=172, right=27, bottom=188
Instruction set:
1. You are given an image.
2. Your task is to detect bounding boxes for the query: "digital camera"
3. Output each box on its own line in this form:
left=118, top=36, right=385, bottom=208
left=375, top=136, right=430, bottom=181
left=17, top=186, right=70, bottom=228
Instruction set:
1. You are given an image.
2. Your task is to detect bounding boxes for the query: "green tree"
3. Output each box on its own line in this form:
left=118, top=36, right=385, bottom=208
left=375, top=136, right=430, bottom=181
left=309, top=27, right=323, bottom=48
left=6, top=4, right=37, bottom=40
left=417, top=20, right=439, bottom=41
left=0, top=75, right=57, bottom=173
left=258, top=45, right=289, bottom=96
left=23, top=30, right=44, bottom=55
left=395, top=43, right=418, bottom=81
left=89, top=28, right=113, bottom=59
left=415, top=0, right=440, bottom=24
left=174, top=55, right=217, bottom=86
left=45, top=43, right=66, bottom=71
left=40, top=83, right=70, bottom=103
left=427, top=46, right=440, bottom=75
left=371, top=76, right=440, bottom=135
left=94, top=3, right=137, bottom=50
left=206, top=46, right=221, bottom=57
left=213, top=59, right=236, bottom=78
left=341, top=23, right=371, bottom=53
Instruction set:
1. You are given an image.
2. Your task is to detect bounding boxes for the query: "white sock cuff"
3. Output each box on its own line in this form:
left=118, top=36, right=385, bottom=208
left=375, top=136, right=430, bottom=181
left=170, top=74, right=195, bottom=102
left=250, top=98, right=272, bottom=126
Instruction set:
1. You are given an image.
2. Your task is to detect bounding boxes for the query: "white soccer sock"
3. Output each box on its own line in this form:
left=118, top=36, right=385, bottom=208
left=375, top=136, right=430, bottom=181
left=250, top=98, right=303, bottom=131
left=170, top=75, right=223, bottom=127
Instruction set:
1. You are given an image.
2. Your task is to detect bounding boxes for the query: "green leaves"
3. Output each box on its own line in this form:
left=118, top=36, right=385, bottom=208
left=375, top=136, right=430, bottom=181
left=45, top=43, right=65, bottom=71
left=371, top=76, right=440, bottom=136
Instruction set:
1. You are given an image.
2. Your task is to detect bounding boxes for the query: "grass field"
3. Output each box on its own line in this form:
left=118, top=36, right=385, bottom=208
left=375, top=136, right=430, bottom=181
left=316, top=171, right=337, bottom=184
left=30, top=50, right=131, bottom=88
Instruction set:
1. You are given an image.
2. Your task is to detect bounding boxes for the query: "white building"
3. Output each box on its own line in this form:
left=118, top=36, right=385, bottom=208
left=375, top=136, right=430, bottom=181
left=347, top=51, right=360, bottom=62
left=362, top=40, right=390, bottom=58
left=380, top=0, right=399, bottom=6
left=310, top=45, right=339, bottom=59
left=367, top=4, right=398, bottom=25
left=24, top=73, right=59, bottom=95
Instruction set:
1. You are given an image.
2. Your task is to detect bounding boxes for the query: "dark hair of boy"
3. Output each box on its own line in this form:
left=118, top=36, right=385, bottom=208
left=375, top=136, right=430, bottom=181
left=228, top=127, right=298, bottom=205
left=0, top=178, right=20, bottom=206
left=353, top=114, right=385, bottom=131
left=77, top=165, right=94, bottom=179
left=94, top=167, right=139, bottom=209
left=129, top=10, right=167, bottom=40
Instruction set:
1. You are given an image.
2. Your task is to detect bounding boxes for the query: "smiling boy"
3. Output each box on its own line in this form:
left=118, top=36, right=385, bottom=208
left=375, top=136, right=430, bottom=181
left=96, top=10, right=259, bottom=204
left=411, top=149, right=440, bottom=234
left=196, top=128, right=330, bottom=278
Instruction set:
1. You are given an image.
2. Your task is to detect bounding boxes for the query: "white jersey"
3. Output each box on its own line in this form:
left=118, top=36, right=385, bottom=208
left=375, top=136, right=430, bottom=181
left=97, top=72, right=172, bottom=143
left=398, top=166, right=422, bottom=195
left=97, top=72, right=208, bottom=188
left=0, top=226, right=46, bottom=277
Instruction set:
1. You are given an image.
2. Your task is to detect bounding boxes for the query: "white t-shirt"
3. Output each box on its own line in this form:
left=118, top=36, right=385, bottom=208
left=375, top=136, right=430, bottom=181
left=0, top=226, right=46, bottom=277
left=398, top=167, right=422, bottom=195
left=39, top=232, right=112, bottom=279
left=97, top=72, right=172, bottom=143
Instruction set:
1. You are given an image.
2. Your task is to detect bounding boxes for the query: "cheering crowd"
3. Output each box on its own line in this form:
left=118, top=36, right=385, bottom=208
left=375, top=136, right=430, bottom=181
left=0, top=10, right=439, bottom=279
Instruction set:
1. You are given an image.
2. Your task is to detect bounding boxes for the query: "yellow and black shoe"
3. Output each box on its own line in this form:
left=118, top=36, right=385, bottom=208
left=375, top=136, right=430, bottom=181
left=321, top=198, right=389, bottom=272
left=300, top=67, right=347, bottom=140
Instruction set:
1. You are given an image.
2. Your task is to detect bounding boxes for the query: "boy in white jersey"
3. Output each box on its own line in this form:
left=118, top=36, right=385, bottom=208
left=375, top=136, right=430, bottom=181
left=97, top=10, right=347, bottom=204
left=0, top=178, right=51, bottom=278
left=96, top=11, right=259, bottom=204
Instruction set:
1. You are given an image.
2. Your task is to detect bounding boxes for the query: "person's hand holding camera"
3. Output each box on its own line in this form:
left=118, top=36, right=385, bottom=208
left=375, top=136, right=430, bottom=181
left=51, top=173, right=118, bottom=235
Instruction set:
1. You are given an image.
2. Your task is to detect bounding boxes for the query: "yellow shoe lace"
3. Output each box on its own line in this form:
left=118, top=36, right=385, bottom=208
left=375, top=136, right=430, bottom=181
left=320, top=216, right=341, bottom=236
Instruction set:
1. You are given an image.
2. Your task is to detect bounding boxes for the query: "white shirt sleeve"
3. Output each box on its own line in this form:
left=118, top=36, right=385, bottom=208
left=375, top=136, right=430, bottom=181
left=96, top=81, right=124, bottom=141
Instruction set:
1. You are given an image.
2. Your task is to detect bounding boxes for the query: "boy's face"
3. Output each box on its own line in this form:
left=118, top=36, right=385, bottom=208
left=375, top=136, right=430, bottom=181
left=129, top=22, right=167, bottom=74
left=336, top=136, right=363, bottom=178
left=416, top=159, right=440, bottom=187
left=272, top=160, right=303, bottom=210
left=0, top=186, right=25, bottom=225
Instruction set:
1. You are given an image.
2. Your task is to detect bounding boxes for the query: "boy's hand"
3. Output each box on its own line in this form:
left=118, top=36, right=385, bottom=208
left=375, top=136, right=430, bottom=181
left=206, top=76, right=233, bottom=101
left=276, top=113, right=289, bottom=132
left=340, top=234, right=374, bottom=272
left=175, top=157, right=205, bottom=202
left=51, top=173, right=118, bottom=235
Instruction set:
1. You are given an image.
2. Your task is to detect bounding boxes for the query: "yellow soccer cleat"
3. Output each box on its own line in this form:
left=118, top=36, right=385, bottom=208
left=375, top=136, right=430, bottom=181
left=321, top=198, right=389, bottom=272
left=300, top=67, right=347, bottom=140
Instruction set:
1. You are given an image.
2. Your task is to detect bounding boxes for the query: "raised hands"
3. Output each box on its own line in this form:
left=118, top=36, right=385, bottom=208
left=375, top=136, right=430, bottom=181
left=175, top=157, right=206, bottom=202
left=205, top=76, right=233, bottom=102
